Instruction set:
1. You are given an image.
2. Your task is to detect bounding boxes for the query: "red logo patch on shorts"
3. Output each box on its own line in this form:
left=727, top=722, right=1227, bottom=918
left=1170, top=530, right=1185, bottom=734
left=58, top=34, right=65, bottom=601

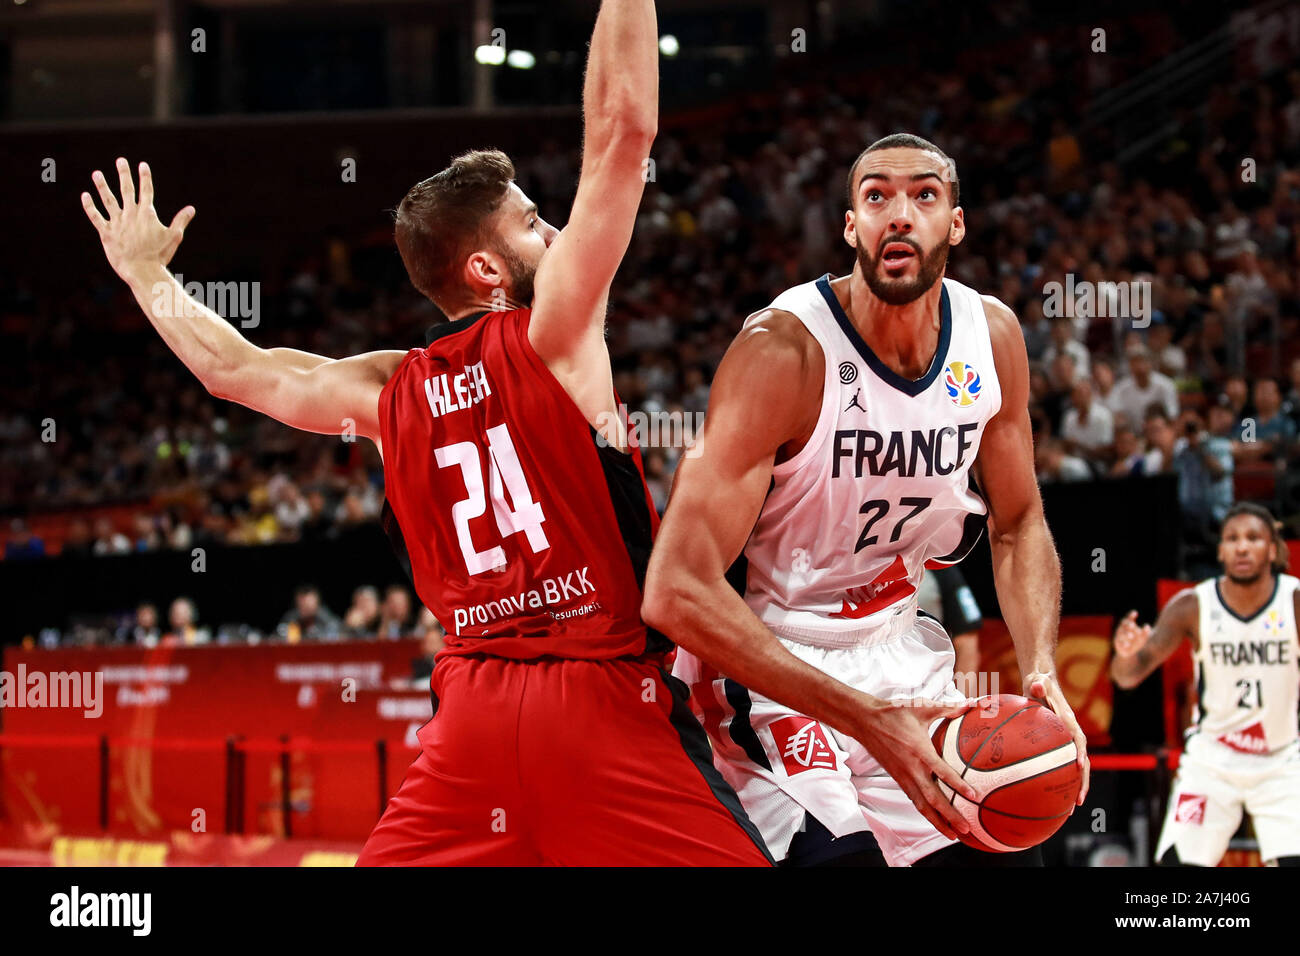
left=770, top=716, right=837, bottom=775
left=1174, top=793, right=1207, bottom=826
left=1217, top=721, right=1268, bottom=754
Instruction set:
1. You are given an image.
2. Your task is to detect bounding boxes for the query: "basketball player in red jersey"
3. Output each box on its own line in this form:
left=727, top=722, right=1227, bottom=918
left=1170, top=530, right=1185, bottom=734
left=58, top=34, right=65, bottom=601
left=82, top=0, right=771, bottom=865
left=644, top=136, right=1089, bottom=866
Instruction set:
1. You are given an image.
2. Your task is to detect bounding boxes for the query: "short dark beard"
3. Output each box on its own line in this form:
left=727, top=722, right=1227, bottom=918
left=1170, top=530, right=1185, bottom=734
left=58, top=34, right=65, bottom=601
left=497, top=244, right=536, bottom=307
left=856, top=234, right=949, bottom=305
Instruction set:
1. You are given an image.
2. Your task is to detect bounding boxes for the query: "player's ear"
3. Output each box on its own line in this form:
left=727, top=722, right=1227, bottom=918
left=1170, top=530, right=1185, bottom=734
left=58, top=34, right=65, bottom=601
left=843, top=209, right=857, bottom=248
left=949, top=206, right=965, bottom=247
left=464, top=249, right=503, bottom=295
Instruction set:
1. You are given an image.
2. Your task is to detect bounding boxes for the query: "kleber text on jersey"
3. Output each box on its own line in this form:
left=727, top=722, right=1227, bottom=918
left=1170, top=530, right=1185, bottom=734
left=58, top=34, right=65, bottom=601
left=423, top=361, right=492, bottom=419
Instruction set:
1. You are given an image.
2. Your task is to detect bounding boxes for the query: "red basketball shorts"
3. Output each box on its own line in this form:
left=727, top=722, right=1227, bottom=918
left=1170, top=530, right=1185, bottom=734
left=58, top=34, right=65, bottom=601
left=356, top=654, right=772, bottom=866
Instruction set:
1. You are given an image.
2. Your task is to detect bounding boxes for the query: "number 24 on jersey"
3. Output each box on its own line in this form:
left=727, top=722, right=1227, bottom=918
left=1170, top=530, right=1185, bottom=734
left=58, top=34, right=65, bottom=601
left=436, top=423, right=550, bottom=575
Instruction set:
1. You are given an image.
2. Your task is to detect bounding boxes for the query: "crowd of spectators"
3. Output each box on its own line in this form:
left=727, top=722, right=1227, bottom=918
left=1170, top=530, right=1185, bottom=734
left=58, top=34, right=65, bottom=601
left=25, top=581, right=448, bottom=652
left=3, top=3, right=1300, bottom=584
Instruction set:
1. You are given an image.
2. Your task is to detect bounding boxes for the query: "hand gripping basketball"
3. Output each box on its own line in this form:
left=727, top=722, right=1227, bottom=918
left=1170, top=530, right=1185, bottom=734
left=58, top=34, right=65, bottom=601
left=856, top=697, right=980, bottom=843
left=931, top=694, right=1084, bottom=852
left=1025, top=671, right=1090, bottom=805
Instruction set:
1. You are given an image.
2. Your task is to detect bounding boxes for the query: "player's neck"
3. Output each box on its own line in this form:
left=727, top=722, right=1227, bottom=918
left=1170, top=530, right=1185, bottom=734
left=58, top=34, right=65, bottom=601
left=448, top=297, right=529, bottom=321
left=1217, top=572, right=1276, bottom=615
left=841, top=272, right=943, bottom=381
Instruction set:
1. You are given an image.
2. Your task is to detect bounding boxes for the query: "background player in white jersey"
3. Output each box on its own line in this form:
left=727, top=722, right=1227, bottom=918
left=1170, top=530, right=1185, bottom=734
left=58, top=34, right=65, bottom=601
left=643, top=134, right=1089, bottom=866
left=1112, top=502, right=1300, bottom=867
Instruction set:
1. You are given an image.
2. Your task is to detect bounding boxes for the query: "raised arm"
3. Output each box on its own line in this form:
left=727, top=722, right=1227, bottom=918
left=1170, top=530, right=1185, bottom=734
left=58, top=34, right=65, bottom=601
left=1110, top=592, right=1197, bottom=689
left=642, top=312, right=977, bottom=840
left=82, top=159, right=403, bottom=441
left=974, top=295, right=1088, bottom=802
left=528, top=0, right=658, bottom=418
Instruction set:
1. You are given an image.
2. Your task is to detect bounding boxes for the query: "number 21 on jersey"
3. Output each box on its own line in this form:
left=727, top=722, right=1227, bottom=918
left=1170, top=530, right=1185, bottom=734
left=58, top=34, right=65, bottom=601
left=436, top=423, right=550, bottom=575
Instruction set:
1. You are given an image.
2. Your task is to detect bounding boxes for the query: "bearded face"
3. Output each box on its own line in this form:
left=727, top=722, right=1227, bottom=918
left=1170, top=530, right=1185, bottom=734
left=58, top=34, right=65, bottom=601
left=844, top=147, right=962, bottom=305
left=855, top=232, right=951, bottom=306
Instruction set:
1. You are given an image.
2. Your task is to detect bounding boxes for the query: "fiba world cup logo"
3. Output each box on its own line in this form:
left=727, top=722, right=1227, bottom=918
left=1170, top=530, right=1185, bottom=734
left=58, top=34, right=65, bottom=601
left=944, top=361, right=981, bottom=407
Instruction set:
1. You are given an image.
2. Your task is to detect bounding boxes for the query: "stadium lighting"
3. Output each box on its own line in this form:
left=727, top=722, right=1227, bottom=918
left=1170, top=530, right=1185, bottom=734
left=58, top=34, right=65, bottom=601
left=474, top=45, right=506, bottom=67
left=659, top=35, right=680, bottom=57
left=506, top=50, right=536, bottom=70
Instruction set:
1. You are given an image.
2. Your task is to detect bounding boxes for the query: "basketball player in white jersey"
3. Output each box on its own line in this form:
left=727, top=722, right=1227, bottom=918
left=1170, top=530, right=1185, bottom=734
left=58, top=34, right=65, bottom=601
left=643, top=134, right=1089, bottom=866
left=1112, top=502, right=1300, bottom=866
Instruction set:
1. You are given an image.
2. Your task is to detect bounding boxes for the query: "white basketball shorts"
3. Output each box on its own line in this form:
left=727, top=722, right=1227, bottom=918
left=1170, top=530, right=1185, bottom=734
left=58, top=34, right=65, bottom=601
left=1155, top=732, right=1300, bottom=866
left=672, top=609, right=964, bottom=866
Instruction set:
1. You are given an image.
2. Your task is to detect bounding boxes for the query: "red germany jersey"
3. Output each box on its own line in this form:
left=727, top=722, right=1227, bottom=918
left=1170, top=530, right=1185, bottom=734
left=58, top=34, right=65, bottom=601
left=377, top=308, right=666, bottom=660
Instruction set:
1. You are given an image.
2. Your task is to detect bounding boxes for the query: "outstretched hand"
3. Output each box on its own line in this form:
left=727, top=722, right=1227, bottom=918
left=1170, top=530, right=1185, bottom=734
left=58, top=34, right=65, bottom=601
left=81, top=158, right=195, bottom=283
left=1112, top=609, right=1153, bottom=658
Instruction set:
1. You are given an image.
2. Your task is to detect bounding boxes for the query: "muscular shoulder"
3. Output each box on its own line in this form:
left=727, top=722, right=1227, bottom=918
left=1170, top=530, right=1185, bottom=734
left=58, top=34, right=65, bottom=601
left=361, top=349, right=411, bottom=387
left=979, top=294, right=1025, bottom=359
left=711, top=308, right=823, bottom=456
left=733, top=308, right=823, bottom=384
left=979, top=294, right=1028, bottom=405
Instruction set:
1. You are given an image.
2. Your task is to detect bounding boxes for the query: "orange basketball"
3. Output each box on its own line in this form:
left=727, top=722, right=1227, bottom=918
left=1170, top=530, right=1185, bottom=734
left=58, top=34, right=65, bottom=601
left=930, top=694, right=1081, bottom=852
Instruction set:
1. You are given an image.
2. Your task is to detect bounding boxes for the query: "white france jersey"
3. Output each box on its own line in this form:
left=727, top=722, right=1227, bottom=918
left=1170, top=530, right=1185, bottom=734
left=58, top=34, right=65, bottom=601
left=740, top=274, right=1002, bottom=647
left=1190, top=574, right=1300, bottom=754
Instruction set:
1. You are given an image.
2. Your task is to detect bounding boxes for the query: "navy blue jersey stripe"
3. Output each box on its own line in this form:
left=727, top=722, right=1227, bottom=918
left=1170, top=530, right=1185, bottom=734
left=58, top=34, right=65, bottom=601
left=724, top=678, right=772, bottom=771
left=1195, top=655, right=1205, bottom=729
left=930, top=474, right=988, bottom=565
left=815, top=273, right=953, bottom=397
left=1213, top=575, right=1280, bottom=624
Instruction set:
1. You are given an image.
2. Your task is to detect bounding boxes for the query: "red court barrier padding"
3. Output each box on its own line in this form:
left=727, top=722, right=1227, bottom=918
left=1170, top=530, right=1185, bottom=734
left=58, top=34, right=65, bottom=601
left=976, top=615, right=1115, bottom=748
left=0, top=824, right=361, bottom=867
left=0, top=641, right=431, bottom=843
